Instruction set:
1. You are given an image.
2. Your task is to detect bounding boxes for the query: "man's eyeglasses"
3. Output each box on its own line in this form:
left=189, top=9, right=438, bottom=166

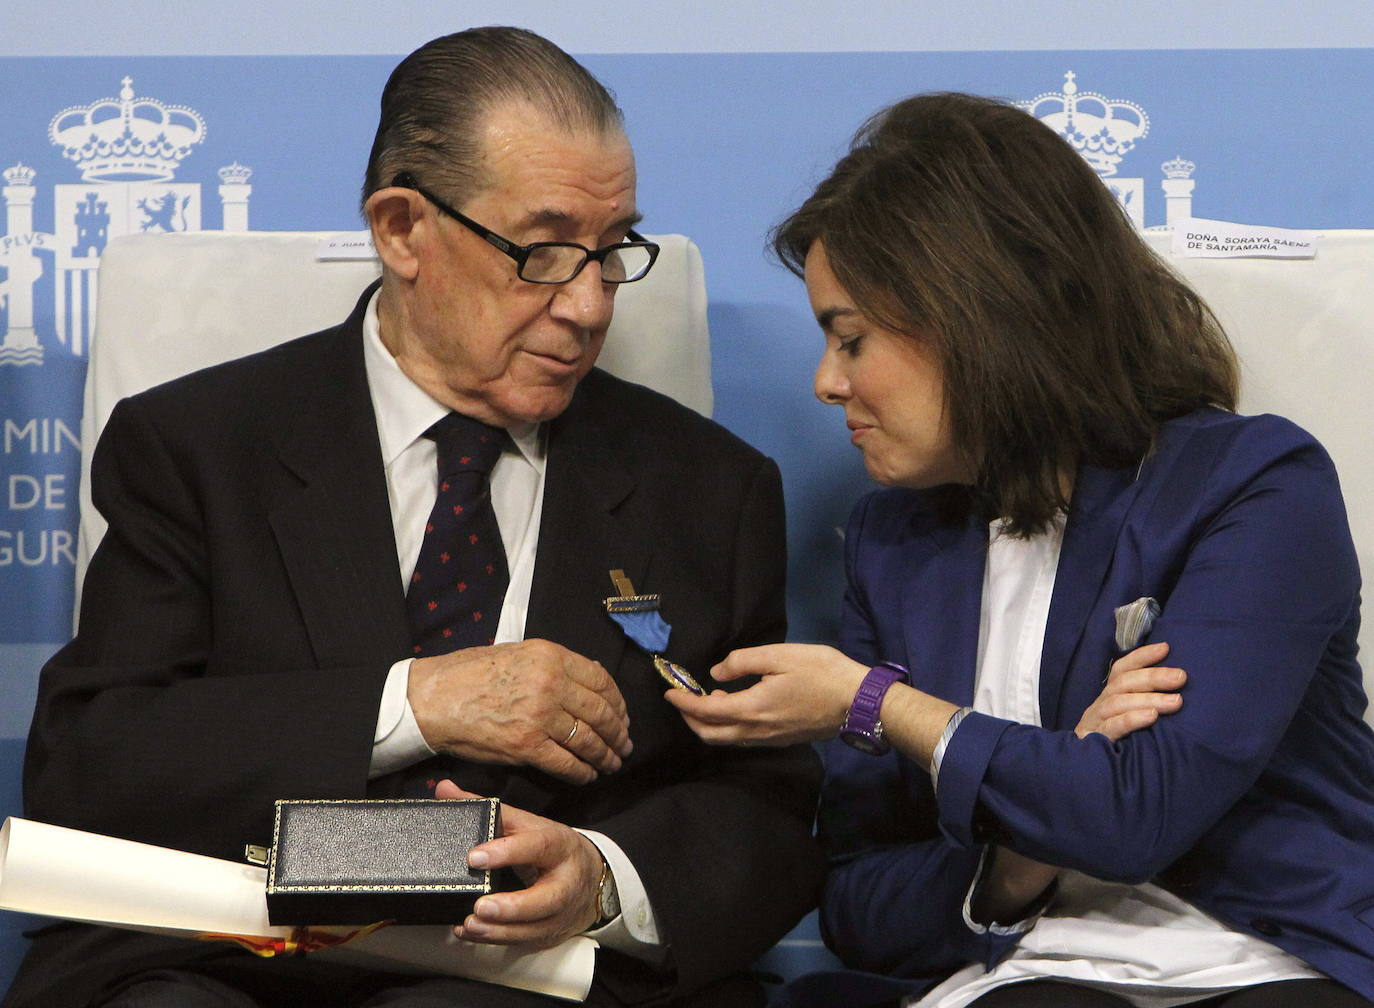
left=392, top=173, right=659, bottom=285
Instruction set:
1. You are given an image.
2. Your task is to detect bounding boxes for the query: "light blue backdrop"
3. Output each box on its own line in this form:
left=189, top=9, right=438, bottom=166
left=1, top=4, right=1372, bottom=991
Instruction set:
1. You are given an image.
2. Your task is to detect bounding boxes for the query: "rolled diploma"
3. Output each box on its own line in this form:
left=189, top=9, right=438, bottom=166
left=0, top=817, right=594, bottom=1002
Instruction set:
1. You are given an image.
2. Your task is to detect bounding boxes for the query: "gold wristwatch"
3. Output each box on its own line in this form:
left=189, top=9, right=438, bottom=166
left=592, top=858, right=620, bottom=928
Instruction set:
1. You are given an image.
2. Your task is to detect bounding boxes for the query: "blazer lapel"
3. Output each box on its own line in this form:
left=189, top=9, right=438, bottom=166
left=900, top=510, right=987, bottom=706
left=1038, top=462, right=1145, bottom=727
left=268, top=290, right=410, bottom=668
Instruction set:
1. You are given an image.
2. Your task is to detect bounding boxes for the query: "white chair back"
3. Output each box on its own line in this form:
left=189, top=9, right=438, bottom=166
left=76, top=230, right=712, bottom=596
left=75, top=228, right=1374, bottom=725
left=1143, top=231, right=1374, bottom=724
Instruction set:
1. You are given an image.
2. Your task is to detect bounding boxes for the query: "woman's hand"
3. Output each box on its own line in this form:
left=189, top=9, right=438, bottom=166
left=664, top=643, right=869, bottom=746
left=1076, top=641, right=1185, bottom=741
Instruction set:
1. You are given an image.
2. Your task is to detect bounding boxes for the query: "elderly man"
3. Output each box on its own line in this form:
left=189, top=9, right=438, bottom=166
left=6, top=27, right=821, bottom=1008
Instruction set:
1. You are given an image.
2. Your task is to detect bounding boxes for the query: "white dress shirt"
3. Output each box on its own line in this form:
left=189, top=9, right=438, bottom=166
left=358, top=291, right=662, bottom=958
left=914, top=516, right=1321, bottom=1007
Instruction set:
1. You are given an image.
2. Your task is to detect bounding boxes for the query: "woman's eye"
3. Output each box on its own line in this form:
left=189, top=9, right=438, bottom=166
left=838, top=334, right=865, bottom=355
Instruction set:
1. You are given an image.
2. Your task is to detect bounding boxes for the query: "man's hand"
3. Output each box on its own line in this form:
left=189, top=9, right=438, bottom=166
left=409, top=639, right=632, bottom=785
left=436, top=780, right=603, bottom=949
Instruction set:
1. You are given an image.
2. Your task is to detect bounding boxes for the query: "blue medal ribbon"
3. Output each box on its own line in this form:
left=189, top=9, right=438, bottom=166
left=606, top=606, right=672, bottom=654
left=603, top=570, right=704, bottom=695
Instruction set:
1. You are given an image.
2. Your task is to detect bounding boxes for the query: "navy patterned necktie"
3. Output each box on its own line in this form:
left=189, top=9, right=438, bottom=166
left=406, top=413, right=509, bottom=657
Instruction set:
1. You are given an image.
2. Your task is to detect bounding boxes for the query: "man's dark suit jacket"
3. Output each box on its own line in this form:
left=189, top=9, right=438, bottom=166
left=7, top=287, right=823, bottom=1007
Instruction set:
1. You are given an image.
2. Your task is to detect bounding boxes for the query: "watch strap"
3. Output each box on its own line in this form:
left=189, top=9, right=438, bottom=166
left=592, top=857, right=620, bottom=928
left=840, top=662, right=908, bottom=754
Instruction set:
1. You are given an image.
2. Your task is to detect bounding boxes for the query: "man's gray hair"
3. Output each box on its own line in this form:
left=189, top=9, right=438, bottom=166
left=361, top=26, right=624, bottom=213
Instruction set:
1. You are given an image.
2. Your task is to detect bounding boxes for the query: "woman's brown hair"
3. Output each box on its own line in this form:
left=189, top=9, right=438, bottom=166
left=773, top=92, right=1238, bottom=535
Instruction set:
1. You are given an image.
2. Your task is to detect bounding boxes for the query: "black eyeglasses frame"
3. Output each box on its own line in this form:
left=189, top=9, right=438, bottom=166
left=391, top=173, right=659, bottom=285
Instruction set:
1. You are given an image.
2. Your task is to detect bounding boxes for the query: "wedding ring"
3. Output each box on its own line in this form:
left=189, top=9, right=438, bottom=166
left=563, top=719, right=580, bottom=746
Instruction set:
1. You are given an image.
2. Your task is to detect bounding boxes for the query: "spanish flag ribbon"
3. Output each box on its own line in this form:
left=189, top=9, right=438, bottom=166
left=196, top=919, right=391, bottom=958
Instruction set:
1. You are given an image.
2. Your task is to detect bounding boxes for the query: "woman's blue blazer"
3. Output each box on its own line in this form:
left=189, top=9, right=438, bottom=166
left=815, top=408, right=1374, bottom=1003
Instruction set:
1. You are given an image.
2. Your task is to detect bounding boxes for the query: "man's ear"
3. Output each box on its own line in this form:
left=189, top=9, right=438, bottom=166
left=365, top=187, right=424, bottom=281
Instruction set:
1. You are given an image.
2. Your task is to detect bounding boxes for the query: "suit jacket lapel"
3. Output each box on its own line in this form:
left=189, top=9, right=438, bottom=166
left=486, top=374, right=640, bottom=813
left=526, top=373, right=639, bottom=673
left=1038, top=462, right=1144, bottom=727
left=268, top=286, right=410, bottom=668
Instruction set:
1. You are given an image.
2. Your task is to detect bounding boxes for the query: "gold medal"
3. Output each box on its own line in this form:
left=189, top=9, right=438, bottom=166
left=652, top=655, right=706, bottom=696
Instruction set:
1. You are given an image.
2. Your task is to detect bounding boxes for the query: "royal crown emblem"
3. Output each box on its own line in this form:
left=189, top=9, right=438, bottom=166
left=1019, top=71, right=1149, bottom=177
left=48, top=77, right=207, bottom=183
left=3, top=163, right=36, bottom=187
left=1162, top=155, right=1197, bottom=180
left=2, top=73, right=250, bottom=369
left=218, top=161, right=253, bottom=185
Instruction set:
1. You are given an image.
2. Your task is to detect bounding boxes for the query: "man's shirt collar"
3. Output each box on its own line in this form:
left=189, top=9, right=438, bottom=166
left=361, top=288, right=543, bottom=468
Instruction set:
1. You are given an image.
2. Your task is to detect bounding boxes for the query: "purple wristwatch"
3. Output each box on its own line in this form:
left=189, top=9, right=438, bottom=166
left=839, top=662, right=908, bottom=755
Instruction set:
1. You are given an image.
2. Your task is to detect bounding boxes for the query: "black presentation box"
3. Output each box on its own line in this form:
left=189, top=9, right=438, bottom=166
left=265, top=797, right=507, bottom=925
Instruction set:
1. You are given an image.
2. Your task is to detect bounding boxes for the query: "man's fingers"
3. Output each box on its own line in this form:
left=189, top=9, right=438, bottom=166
left=467, top=803, right=546, bottom=866
left=456, top=915, right=567, bottom=949
left=561, top=657, right=629, bottom=718
left=525, top=739, right=600, bottom=786
left=471, top=879, right=566, bottom=924
left=459, top=817, right=601, bottom=949
left=433, top=779, right=485, bottom=801
left=414, top=639, right=637, bottom=780
left=559, top=718, right=624, bottom=777
left=516, top=704, right=628, bottom=784
left=560, top=682, right=632, bottom=759
left=541, top=684, right=631, bottom=778
left=458, top=862, right=576, bottom=948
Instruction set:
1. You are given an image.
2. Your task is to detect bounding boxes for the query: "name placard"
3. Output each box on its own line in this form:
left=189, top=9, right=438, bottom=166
left=1172, top=218, right=1318, bottom=260
left=316, top=232, right=378, bottom=261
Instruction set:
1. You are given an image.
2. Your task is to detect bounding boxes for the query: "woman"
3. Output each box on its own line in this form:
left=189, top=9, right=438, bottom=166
left=667, top=93, right=1374, bottom=1007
